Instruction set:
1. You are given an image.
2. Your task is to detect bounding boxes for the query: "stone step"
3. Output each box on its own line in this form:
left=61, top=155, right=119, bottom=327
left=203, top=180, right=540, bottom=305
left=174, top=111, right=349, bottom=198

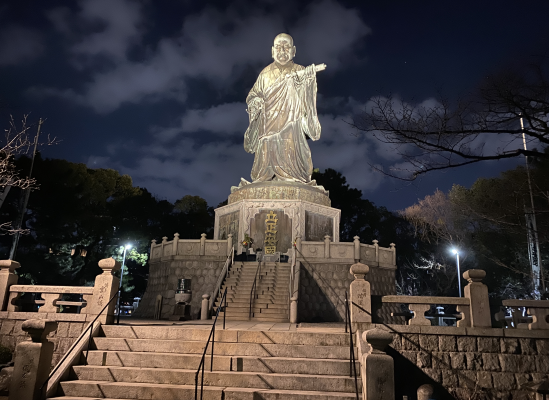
left=100, top=327, right=350, bottom=346
left=222, top=288, right=288, bottom=295
left=219, top=310, right=289, bottom=319
left=222, top=300, right=289, bottom=307
left=92, top=338, right=355, bottom=359
left=84, top=351, right=357, bottom=376
left=216, top=302, right=287, bottom=309
left=56, top=381, right=360, bottom=399
left=71, top=366, right=360, bottom=393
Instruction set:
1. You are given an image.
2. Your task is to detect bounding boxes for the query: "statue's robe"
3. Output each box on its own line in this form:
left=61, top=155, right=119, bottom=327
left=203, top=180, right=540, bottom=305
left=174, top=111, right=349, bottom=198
left=244, top=61, right=321, bottom=183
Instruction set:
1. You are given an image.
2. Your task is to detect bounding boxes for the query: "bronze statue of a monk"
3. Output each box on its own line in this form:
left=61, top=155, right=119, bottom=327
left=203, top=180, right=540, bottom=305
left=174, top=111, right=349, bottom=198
left=243, top=33, right=326, bottom=184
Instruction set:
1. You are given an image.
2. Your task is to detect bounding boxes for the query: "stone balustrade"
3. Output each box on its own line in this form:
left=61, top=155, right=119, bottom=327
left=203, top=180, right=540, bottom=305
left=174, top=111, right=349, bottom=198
left=381, top=295, right=472, bottom=327
left=0, top=257, right=120, bottom=324
left=350, top=268, right=549, bottom=331
left=498, top=299, right=549, bottom=330
left=7, top=285, right=94, bottom=314
left=297, top=236, right=396, bottom=267
left=149, top=232, right=233, bottom=260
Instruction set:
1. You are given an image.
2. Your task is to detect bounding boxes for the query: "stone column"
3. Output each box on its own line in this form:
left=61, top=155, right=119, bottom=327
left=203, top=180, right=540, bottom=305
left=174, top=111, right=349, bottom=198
left=463, top=269, right=491, bottom=328
left=0, top=260, right=19, bottom=311
left=353, top=236, right=360, bottom=262
left=324, top=235, right=331, bottom=258
left=201, top=294, right=210, bottom=320
left=200, top=233, right=207, bottom=255
left=87, top=258, right=121, bottom=324
left=349, top=262, right=371, bottom=323
left=373, top=240, right=379, bottom=263
left=290, top=296, right=298, bottom=323
left=172, top=233, right=180, bottom=256
left=227, top=234, right=233, bottom=255
left=417, top=384, right=434, bottom=400
left=9, top=319, right=57, bottom=400
left=390, top=243, right=396, bottom=265
left=361, top=328, right=394, bottom=400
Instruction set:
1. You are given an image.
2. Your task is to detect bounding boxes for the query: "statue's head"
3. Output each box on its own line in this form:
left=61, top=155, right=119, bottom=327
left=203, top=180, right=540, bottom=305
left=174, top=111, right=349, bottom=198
left=272, top=33, right=295, bottom=65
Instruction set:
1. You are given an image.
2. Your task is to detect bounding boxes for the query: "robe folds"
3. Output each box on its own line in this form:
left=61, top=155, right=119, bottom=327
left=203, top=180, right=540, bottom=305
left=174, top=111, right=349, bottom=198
left=244, top=61, right=321, bottom=183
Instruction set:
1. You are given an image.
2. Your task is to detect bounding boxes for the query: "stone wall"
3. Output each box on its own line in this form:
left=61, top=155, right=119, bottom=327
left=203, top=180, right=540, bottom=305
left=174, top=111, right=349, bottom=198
left=382, top=325, right=549, bottom=400
left=135, top=257, right=226, bottom=319
left=298, top=263, right=396, bottom=322
left=0, top=315, right=86, bottom=368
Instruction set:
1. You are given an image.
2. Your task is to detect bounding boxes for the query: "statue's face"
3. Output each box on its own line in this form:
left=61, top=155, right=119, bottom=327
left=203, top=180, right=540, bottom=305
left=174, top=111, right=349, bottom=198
left=272, top=36, right=295, bottom=65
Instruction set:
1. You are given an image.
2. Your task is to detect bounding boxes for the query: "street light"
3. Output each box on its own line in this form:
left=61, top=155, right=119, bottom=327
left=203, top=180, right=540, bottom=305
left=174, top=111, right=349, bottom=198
left=117, top=244, right=132, bottom=324
left=451, top=248, right=462, bottom=297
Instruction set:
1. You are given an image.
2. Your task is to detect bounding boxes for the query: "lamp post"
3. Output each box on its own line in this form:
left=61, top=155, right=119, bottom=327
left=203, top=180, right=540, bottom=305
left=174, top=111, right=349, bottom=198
left=116, top=244, right=132, bottom=324
left=451, top=248, right=462, bottom=297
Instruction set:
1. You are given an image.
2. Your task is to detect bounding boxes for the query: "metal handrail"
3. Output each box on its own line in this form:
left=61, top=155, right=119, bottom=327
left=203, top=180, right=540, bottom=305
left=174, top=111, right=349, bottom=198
left=40, top=290, right=119, bottom=399
left=195, top=287, right=227, bottom=400
left=209, top=246, right=234, bottom=310
left=345, top=291, right=360, bottom=400
left=249, top=261, right=262, bottom=319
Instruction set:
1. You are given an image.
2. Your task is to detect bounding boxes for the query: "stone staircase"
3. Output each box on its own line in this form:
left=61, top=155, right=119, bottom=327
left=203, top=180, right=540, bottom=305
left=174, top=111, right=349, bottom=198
left=216, top=261, right=290, bottom=322
left=48, top=324, right=361, bottom=399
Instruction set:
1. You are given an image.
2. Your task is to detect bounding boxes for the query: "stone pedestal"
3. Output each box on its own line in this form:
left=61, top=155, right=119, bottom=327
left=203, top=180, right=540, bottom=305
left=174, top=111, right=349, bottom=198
left=215, top=181, right=341, bottom=253
left=87, top=258, right=121, bottom=324
left=350, top=262, right=371, bottom=323
left=9, top=319, right=57, bottom=400
left=360, top=329, right=394, bottom=400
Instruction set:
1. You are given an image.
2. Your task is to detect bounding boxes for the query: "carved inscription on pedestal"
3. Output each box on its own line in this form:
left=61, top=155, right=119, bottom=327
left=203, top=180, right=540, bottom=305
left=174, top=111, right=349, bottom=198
left=264, top=211, right=278, bottom=254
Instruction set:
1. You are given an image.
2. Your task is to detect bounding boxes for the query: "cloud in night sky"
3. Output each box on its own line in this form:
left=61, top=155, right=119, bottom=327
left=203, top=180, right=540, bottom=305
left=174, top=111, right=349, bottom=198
left=30, top=0, right=370, bottom=113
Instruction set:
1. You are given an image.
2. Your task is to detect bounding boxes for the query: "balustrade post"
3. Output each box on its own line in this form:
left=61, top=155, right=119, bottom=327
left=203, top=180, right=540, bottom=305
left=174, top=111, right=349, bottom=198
left=463, top=269, right=491, bottom=328
left=9, top=319, right=57, bottom=400
left=38, top=293, right=62, bottom=313
left=324, top=235, right=331, bottom=259
left=173, top=233, right=180, bottom=256
left=161, top=237, right=168, bottom=257
left=353, top=236, right=360, bottom=262
left=361, top=329, right=394, bottom=400
left=0, top=260, right=19, bottom=311
left=150, top=239, right=157, bottom=257
left=349, top=262, right=371, bottom=323
left=87, top=258, right=121, bottom=324
left=201, top=294, right=210, bottom=320
left=200, top=233, right=207, bottom=256
left=373, top=240, right=379, bottom=263
left=390, top=243, right=396, bottom=265
left=290, top=296, right=298, bottom=323
left=226, top=234, right=233, bottom=256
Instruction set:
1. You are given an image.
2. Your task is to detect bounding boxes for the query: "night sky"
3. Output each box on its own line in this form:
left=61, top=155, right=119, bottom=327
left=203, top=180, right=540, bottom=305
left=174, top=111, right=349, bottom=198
left=1, top=0, right=548, bottom=211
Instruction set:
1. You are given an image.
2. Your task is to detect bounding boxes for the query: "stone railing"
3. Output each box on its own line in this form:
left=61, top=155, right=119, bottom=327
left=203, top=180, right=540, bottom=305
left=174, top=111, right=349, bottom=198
left=295, top=236, right=396, bottom=267
left=349, top=266, right=549, bottom=330
left=0, top=258, right=121, bottom=324
left=149, top=233, right=233, bottom=260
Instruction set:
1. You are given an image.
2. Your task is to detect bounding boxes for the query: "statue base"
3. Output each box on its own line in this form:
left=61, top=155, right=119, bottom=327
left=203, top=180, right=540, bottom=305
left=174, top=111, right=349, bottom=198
left=215, top=181, right=340, bottom=254
left=228, top=180, right=330, bottom=207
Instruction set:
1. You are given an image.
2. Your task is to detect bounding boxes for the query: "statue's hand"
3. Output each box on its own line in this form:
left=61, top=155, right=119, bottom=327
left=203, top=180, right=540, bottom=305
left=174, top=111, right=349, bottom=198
left=304, top=64, right=316, bottom=79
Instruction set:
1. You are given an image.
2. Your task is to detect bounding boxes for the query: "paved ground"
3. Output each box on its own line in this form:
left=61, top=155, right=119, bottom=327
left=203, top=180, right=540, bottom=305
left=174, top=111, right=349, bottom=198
left=117, top=317, right=347, bottom=333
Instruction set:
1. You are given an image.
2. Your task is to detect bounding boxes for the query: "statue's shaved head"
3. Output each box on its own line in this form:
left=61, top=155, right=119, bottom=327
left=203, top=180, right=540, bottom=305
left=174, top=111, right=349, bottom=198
left=272, top=33, right=296, bottom=65
left=273, top=33, right=293, bottom=46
